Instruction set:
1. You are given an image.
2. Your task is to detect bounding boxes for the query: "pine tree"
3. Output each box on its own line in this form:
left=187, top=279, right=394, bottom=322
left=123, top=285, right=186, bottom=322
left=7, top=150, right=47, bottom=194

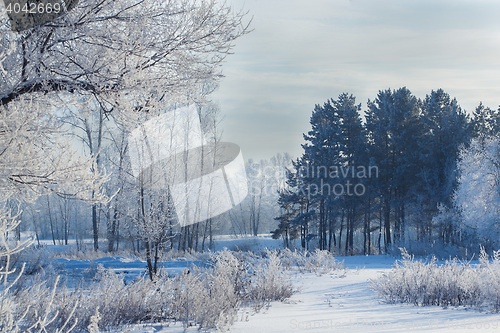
left=273, top=163, right=309, bottom=248
left=365, top=89, right=395, bottom=250
left=335, top=93, right=367, bottom=254
left=295, top=93, right=368, bottom=253
left=472, top=102, right=500, bottom=137
left=417, top=89, right=470, bottom=243
left=301, top=101, right=342, bottom=250
left=390, top=87, right=423, bottom=242
left=366, top=87, right=423, bottom=249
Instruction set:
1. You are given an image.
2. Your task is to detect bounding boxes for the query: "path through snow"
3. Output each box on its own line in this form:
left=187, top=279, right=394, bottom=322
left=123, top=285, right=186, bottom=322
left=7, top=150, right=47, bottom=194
left=232, top=255, right=500, bottom=333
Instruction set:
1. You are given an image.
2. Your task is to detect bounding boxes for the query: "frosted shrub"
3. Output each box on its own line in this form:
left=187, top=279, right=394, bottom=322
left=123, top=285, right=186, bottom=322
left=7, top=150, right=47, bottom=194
left=372, top=248, right=500, bottom=311
left=249, top=250, right=294, bottom=306
left=15, top=266, right=154, bottom=331
left=305, top=249, right=344, bottom=274
left=0, top=210, right=78, bottom=333
left=165, top=251, right=244, bottom=329
left=279, top=248, right=344, bottom=275
left=479, top=249, right=500, bottom=311
left=14, top=249, right=295, bottom=332
left=7, top=245, right=50, bottom=276
left=188, top=250, right=293, bottom=325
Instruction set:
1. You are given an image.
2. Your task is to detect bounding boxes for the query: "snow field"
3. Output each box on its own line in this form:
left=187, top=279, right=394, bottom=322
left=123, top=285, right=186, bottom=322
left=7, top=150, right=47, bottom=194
left=231, top=255, right=500, bottom=333
left=6, top=241, right=500, bottom=332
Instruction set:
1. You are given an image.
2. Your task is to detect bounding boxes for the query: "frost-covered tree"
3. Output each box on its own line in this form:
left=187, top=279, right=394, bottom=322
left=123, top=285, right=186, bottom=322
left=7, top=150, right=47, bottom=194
left=454, top=136, right=500, bottom=250
left=0, top=0, right=249, bottom=107
left=244, top=153, right=291, bottom=236
left=0, top=0, right=250, bottom=250
left=366, top=89, right=396, bottom=249
left=0, top=98, right=109, bottom=209
left=336, top=93, right=367, bottom=254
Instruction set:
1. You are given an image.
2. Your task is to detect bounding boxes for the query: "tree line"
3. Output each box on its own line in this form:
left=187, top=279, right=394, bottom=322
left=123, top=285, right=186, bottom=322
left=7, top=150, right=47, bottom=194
left=273, top=88, right=500, bottom=255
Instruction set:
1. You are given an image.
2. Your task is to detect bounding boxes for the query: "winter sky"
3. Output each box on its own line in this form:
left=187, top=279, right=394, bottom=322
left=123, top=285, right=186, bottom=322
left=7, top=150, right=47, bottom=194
left=212, top=0, right=500, bottom=161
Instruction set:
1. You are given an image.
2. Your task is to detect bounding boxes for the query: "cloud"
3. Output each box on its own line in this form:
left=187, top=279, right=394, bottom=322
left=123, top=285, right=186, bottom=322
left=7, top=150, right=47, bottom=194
left=215, top=0, right=500, bottom=160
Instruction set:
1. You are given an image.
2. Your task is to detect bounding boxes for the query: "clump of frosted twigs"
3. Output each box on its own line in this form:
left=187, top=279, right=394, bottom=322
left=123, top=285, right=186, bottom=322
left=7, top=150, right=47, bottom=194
left=8, top=248, right=347, bottom=332
left=12, top=250, right=294, bottom=332
left=278, top=248, right=345, bottom=275
left=372, top=248, right=500, bottom=312
left=0, top=208, right=79, bottom=333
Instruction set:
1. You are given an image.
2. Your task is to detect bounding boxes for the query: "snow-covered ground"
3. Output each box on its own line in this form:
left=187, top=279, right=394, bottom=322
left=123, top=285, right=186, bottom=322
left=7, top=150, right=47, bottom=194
left=231, top=255, right=500, bottom=333
left=16, top=236, right=500, bottom=332
left=101, top=254, right=500, bottom=332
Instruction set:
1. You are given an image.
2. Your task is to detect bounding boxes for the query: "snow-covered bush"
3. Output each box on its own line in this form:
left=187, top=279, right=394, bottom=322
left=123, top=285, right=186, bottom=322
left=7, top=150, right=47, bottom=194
left=168, top=250, right=293, bottom=327
left=171, top=250, right=248, bottom=329
left=8, top=245, right=51, bottom=275
left=478, top=249, right=500, bottom=312
left=0, top=210, right=78, bottom=333
left=13, top=250, right=295, bottom=332
left=372, top=248, right=500, bottom=311
left=454, top=136, right=500, bottom=250
left=249, top=250, right=294, bottom=307
left=279, top=248, right=344, bottom=275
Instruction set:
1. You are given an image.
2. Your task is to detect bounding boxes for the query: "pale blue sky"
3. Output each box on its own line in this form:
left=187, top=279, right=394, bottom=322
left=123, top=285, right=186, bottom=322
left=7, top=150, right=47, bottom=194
left=213, top=0, right=500, bottom=160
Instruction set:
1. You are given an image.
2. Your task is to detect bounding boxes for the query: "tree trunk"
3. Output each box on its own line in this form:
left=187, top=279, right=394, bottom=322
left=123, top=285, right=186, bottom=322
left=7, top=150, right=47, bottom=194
left=108, top=204, right=118, bottom=252
left=378, top=204, right=383, bottom=254
left=154, top=242, right=159, bottom=275
left=339, top=210, right=344, bottom=251
left=202, top=219, right=209, bottom=252
left=145, top=240, right=154, bottom=280
left=47, top=196, right=56, bottom=245
left=209, top=218, right=213, bottom=250
left=140, top=185, right=154, bottom=280
left=92, top=199, right=99, bottom=251
left=384, top=195, right=391, bottom=252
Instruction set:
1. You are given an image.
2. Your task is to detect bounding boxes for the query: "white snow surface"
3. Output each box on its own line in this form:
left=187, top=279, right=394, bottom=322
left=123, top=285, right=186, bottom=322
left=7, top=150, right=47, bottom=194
left=115, top=255, right=500, bottom=332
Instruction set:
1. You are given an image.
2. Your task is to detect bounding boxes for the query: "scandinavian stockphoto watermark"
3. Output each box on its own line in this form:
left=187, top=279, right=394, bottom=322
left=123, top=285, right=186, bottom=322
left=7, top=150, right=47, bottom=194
left=296, top=163, right=378, bottom=199
left=127, top=105, right=248, bottom=227
left=246, top=161, right=378, bottom=200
